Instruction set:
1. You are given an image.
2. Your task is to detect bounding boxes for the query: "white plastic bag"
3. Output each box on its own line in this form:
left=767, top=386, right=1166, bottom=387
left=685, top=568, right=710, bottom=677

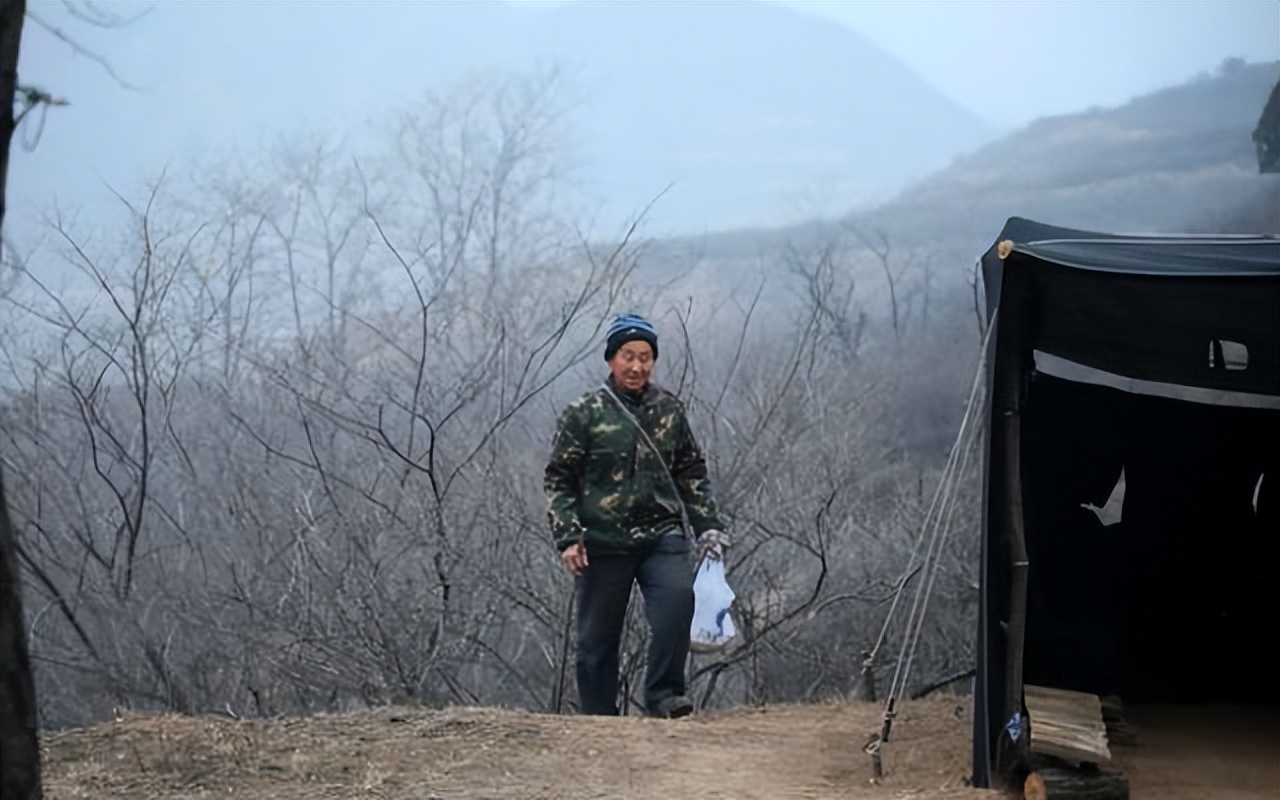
left=690, top=557, right=737, bottom=652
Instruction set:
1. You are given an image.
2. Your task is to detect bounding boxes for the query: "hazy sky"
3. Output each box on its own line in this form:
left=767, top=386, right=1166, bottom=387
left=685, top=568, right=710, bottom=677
left=777, top=0, right=1279, bottom=126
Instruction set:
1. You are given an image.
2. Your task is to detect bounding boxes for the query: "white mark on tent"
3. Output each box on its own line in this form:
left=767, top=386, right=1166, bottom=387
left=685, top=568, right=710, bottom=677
left=1208, top=339, right=1249, bottom=371
left=1253, top=473, right=1265, bottom=515
left=1082, top=468, right=1125, bottom=526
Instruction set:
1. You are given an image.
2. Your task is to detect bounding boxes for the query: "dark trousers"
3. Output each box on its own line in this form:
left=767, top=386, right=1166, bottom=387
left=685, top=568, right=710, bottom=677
left=575, top=535, right=694, bottom=715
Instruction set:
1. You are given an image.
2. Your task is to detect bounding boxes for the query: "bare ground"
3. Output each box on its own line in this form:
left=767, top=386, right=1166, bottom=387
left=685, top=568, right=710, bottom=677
left=39, top=696, right=1279, bottom=800
left=41, top=695, right=993, bottom=800
left=1109, top=703, right=1280, bottom=800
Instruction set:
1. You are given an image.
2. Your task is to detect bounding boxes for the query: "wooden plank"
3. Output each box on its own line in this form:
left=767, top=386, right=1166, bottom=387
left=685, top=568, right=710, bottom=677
left=1024, top=684, right=1111, bottom=764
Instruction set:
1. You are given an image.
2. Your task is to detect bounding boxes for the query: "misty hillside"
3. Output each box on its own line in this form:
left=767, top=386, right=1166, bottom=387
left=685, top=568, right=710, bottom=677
left=858, top=59, right=1280, bottom=252
left=624, top=59, right=1278, bottom=462
left=511, top=0, right=994, bottom=230
left=649, top=59, right=1280, bottom=301
left=10, top=0, right=993, bottom=238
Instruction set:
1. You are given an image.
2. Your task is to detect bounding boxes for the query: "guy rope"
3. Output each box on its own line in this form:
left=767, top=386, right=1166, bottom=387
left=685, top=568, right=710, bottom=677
left=861, top=311, right=995, bottom=779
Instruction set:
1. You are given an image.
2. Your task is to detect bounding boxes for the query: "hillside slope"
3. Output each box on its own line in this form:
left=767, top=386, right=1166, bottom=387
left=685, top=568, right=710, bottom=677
left=647, top=60, right=1280, bottom=316
left=854, top=60, right=1280, bottom=256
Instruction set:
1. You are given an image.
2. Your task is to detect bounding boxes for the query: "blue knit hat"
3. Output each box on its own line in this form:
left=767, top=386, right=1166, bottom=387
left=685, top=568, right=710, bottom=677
left=604, top=313, right=658, bottom=361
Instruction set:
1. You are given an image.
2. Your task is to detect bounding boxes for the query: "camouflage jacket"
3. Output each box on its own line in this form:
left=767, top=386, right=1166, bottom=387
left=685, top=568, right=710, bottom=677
left=544, top=376, right=725, bottom=554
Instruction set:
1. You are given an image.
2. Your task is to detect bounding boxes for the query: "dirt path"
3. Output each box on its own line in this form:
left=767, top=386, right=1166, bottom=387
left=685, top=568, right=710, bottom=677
left=41, top=695, right=996, bottom=800
left=40, top=696, right=1280, bottom=799
left=1112, top=703, right=1280, bottom=800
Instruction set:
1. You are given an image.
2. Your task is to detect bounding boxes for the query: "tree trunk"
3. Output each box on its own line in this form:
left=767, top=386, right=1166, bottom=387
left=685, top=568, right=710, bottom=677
left=0, top=481, right=41, bottom=799
left=0, top=0, right=42, bottom=797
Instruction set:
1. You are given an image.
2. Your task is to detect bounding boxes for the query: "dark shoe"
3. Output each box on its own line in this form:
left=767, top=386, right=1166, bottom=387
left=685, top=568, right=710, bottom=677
left=651, top=694, right=693, bottom=719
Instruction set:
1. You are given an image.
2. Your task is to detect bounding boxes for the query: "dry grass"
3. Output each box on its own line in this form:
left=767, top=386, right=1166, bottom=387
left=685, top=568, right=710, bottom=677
left=41, top=695, right=996, bottom=800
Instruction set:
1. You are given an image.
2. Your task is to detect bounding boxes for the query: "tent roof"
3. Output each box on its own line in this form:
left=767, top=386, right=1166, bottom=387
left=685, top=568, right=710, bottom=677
left=980, top=217, right=1280, bottom=403
left=996, top=217, right=1280, bottom=277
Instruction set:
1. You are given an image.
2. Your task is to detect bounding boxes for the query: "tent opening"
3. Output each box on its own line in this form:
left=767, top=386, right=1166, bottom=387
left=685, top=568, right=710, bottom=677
left=1019, top=371, right=1279, bottom=704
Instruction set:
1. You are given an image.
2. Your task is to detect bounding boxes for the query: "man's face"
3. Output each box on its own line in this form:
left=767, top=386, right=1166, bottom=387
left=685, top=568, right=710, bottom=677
left=608, top=339, right=655, bottom=391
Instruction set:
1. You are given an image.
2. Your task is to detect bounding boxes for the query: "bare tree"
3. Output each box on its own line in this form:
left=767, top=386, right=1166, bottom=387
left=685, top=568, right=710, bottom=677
left=644, top=233, right=982, bottom=712
left=1, top=53, right=985, bottom=735
left=1, top=67, right=649, bottom=722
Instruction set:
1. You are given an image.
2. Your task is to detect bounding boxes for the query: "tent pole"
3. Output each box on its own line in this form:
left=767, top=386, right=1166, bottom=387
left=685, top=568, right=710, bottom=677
left=995, top=409, right=1030, bottom=783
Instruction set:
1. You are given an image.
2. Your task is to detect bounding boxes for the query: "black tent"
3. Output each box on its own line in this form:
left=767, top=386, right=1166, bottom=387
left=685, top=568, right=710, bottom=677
left=971, top=217, right=1280, bottom=789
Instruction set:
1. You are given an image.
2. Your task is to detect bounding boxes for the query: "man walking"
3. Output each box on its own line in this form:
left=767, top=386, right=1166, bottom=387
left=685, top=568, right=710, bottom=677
left=545, top=313, right=730, bottom=717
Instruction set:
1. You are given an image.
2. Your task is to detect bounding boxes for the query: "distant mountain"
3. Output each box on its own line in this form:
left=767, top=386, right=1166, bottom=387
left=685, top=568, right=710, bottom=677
left=641, top=60, right=1279, bottom=308
left=22, top=3, right=1269, bottom=263
left=854, top=59, right=1280, bottom=257
left=501, top=0, right=995, bottom=233
left=9, top=0, right=994, bottom=239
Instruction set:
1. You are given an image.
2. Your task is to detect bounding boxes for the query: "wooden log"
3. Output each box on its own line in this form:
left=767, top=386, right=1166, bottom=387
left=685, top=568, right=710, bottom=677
left=1024, top=684, right=1111, bottom=763
left=1024, top=766, right=1129, bottom=800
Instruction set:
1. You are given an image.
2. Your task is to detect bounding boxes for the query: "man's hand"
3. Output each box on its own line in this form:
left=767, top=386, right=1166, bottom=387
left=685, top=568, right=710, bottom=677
left=699, top=529, right=730, bottom=561
left=561, top=542, right=589, bottom=576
